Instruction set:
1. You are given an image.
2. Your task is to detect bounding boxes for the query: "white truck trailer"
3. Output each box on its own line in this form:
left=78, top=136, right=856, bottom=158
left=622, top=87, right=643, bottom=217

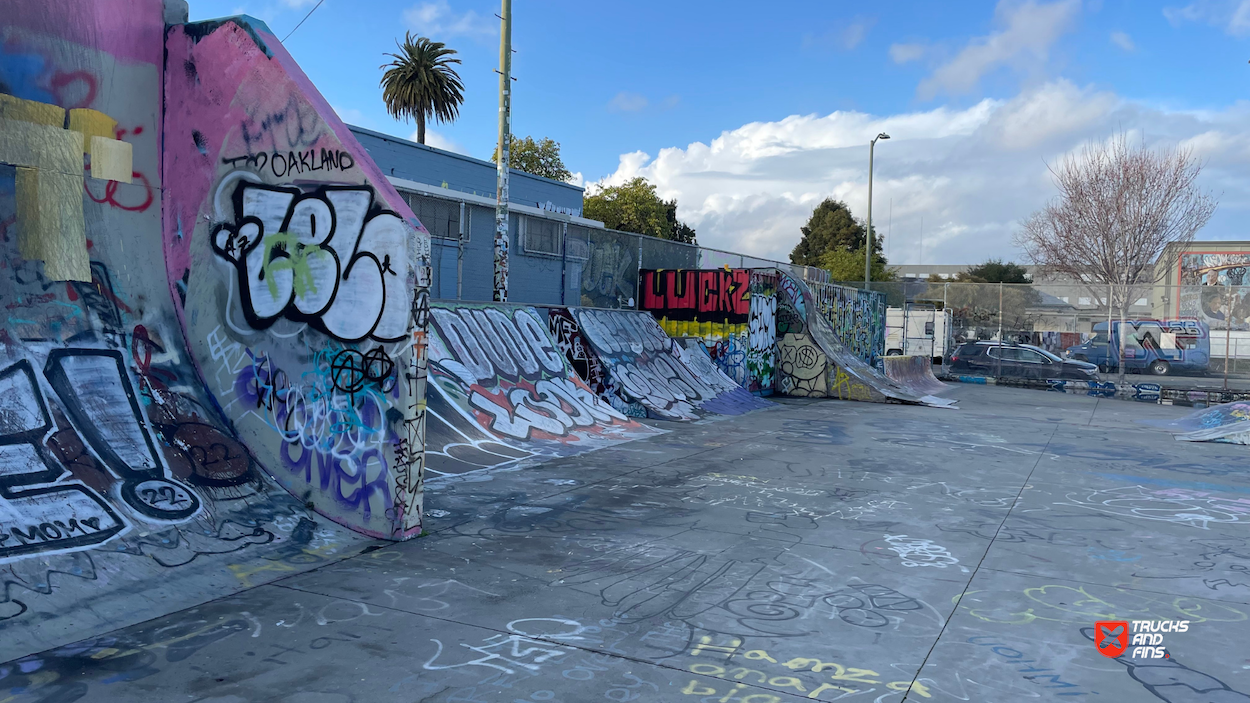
left=886, top=307, right=952, bottom=363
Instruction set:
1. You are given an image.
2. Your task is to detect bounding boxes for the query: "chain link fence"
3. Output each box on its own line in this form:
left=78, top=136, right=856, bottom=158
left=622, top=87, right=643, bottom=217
left=829, top=278, right=1250, bottom=390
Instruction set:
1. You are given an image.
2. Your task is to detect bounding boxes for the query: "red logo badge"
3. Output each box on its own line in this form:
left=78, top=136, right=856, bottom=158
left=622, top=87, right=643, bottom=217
left=1095, top=620, right=1129, bottom=658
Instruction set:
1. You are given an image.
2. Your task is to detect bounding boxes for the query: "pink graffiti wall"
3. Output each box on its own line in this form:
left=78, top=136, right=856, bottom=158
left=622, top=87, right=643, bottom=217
left=164, top=17, right=432, bottom=540
left=0, top=0, right=402, bottom=662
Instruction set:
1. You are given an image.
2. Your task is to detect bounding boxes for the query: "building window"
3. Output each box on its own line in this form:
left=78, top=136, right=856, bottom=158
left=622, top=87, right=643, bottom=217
left=1079, top=297, right=1091, bottom=306
left=521, top=215, right=563, bottom=256
left=402, top=191, right=463, bottom=240
left=1133, top=297, right=1148, bottom=306
left=564, top=225, right=589, bottom=260
left=1060, top=297, right=1070, bottom=303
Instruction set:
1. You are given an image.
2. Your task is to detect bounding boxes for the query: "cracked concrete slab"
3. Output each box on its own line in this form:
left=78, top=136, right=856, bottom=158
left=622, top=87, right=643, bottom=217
left=5, top=383, right=1249, bottom=702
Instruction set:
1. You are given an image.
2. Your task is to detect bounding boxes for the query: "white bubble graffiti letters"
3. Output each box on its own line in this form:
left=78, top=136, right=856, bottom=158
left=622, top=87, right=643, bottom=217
left=884, top=534, right=960, bottom=569
left=212, top=182, right=412, bottom=342
left=429, top=307, right=630, bottom=440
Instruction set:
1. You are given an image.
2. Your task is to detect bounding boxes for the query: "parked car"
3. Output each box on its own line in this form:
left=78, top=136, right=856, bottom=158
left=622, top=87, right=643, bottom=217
left=1064, top=319, right=1209, bottom=376
left=948, top=341, right=1100, bottom=381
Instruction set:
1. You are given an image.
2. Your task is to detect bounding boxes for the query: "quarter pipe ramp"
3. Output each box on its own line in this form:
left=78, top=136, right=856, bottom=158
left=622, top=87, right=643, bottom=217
left=571, top=308, right=774, bottom=420
left=776, top=272, right=956, bottom=408
left=425, top=304, right=662, bottom=476
left=884, top=355, right=951, bottom=397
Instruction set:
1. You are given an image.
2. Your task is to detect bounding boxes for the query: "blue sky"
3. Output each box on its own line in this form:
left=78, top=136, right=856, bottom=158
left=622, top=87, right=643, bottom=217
left=192, top=0, right=1250, bottom=264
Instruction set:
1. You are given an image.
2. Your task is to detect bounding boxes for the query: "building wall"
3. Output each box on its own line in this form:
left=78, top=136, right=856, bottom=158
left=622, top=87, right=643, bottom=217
left=351, top=126, right=584, bottom=215
left=1157, top=240, right=1250, bottom=328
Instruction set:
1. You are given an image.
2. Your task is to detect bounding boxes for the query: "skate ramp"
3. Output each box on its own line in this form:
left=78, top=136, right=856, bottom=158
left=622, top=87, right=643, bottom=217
left=425, top=303, right=662, bottom=476
left=570, top=308, right=774, bottom=420
left=1141, top=401, right=1250, bottom=444
left=0, top=5, right=422, bottom=662
left=884, top=355, right=951, bottom=397
left=638, top=268, right=778, bottom=395
left=775, top=272, right=955, bottom=408
left=168, top=17, right=428, bottom=539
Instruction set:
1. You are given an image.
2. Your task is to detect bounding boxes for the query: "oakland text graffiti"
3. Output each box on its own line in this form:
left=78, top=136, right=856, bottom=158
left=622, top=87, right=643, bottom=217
left=221, top=148, right=356, bottom=179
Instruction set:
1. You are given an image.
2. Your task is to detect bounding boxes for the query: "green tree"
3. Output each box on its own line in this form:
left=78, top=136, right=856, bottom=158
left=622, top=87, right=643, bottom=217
left=925, top=259, right=1041, bottom=339
left=380, top=33, right=464, bottom=145
left=583, top=177, right=697, bottom=244
left=819, top=248, right=896, bottom=282
left=790, top=198, right=881, bottom=266
left=960, top=259, right=1031, bottom=283
left=491, top=135, right=573, bottom=182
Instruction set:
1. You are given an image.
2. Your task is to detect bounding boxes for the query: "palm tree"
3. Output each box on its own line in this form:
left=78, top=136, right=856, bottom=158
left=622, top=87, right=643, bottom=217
left=379, top=33, right=465, bottom=145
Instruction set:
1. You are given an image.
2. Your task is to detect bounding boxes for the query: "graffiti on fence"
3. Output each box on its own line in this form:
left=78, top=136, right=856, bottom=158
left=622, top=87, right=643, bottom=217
left=809, top=281, right=885, bottom=367
left=573, top=238, right=636, bottom=309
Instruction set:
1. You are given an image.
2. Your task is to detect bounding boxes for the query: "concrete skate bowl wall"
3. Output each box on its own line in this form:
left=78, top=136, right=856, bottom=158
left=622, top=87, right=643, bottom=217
left=638, top=268, right=776, bottom=395
left=775, top=272, right=955, bottom=408
left=884, top=355, right=950, bottom=397
left=570, top=308, right=773, bottom=420
left=808, top=281, right=885, bottom=368
left=165, top=17, right=430, bottom=540
left=0, top=2, right=371, bottom=664
left=425, top=303, right=660, bottom=476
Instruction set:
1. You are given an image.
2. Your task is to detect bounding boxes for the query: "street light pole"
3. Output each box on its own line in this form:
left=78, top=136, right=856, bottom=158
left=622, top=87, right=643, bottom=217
left=865, top=132, right=890, bottom=288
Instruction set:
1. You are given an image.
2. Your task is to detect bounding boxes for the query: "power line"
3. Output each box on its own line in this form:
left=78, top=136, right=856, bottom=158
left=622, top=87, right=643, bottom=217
left=282, top=0, right=325, bottom=42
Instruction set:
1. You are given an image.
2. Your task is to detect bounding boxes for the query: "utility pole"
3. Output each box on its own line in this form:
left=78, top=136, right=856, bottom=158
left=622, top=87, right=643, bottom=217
left=1225, top=283, right=1233, bottom=390
left=493, top=0, right=512, bottom=302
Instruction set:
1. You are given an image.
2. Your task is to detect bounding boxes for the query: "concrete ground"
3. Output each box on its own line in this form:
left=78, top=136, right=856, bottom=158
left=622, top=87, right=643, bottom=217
left=6, top=384, right=1250, bottom=702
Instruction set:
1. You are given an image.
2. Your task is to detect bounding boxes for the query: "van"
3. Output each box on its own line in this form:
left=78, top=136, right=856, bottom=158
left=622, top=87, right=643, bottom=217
left=1064, top=319, right=1209, bottom=376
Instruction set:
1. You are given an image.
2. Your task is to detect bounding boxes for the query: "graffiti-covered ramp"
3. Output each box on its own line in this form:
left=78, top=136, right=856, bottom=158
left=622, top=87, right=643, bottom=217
left=424, top=303, right=663, bottom=476
left=884, top=355, right=952, bottom=398
left=775, top=272, right=956, bottom=408
left=569, top=307, right=774, bottom=421
left=1, top=4, right=383, bottom=663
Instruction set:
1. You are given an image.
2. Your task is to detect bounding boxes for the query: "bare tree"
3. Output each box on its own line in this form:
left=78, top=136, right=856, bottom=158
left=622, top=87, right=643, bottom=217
left=1015, top=132, right=1217, bottom=379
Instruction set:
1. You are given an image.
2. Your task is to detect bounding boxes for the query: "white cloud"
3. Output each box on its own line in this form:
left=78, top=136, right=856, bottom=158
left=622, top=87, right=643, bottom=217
left=918, top=0, right=1080, bottom=100
left=589, top=81, right=1250, bottom=267
left=802, top=18, right=876, bottom=52
left=1109, top=30, right=1136, bottom=51
left=890, top=43, right=927, bottom=63
left=332, top=104, right=373, bottom=129
left=410, top=127, right=468, bottom=155
left=983, top=79, right=1119, bottom=150
left=839, top=19, right=875, bottom=50
left=403, top=1, right=496, bottom=40
left=1164, top=0, right=1250, bottom=35
left=608, top=92, right=649, bottom=113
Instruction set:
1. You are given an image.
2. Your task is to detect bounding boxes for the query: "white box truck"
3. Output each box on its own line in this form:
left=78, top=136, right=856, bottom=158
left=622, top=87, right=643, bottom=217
left=886, top=307, right=951, bottom=363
